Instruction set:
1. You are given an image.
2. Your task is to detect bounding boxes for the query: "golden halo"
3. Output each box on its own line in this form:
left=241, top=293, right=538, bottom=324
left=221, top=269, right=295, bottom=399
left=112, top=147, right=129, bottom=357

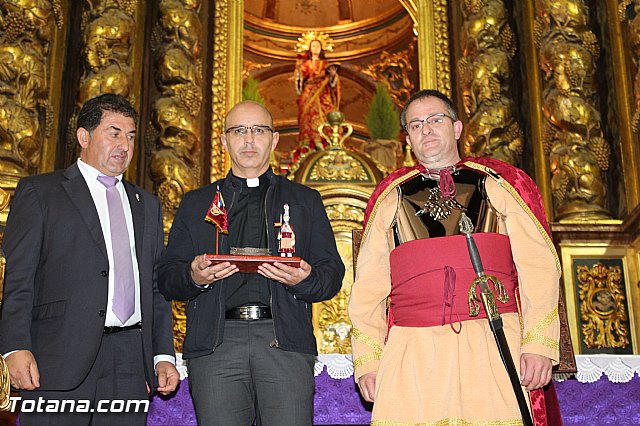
left=296, top=31, right=334, bottom=54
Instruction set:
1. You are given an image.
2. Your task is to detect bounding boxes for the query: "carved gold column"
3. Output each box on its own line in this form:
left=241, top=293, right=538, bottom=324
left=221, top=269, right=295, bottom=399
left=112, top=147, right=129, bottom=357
left=0, top=0, right=63, bottom=223
left=0, top=187, right=7, bottom=408
left=457, top=0, right=524, bottom=165
left=625, top=0, right=640, bottom=133
left=149, top=0, right=202, bottom=236
left=400, top=0, right=450, bottom=95
left=41, top=1, right=67, bottom=175
left=611, top=0, right=640, bottom=212
left=147, top=0, right=204, bottom=353
left=517, top=1, right=553, bottom=219
left=210, top=0, right=243, bottom=182
left=69, top=0, right=143, bottom=180
left=535, top=0, right=612, bottom=221
left=0, top=187, right=10, bottom=301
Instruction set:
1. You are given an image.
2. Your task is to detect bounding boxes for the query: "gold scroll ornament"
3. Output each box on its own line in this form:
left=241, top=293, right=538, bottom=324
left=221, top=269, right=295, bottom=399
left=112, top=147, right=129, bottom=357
left=578, top=263, right=630, bottom=349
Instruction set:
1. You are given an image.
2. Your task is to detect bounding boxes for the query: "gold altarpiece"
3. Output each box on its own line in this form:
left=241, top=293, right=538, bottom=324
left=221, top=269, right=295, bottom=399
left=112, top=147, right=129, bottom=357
left=0, top=0, right=638, bottom=360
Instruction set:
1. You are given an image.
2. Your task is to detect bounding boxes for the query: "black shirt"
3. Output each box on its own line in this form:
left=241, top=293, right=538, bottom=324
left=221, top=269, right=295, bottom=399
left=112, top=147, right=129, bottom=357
left=223, top=171, right=271, bottom=310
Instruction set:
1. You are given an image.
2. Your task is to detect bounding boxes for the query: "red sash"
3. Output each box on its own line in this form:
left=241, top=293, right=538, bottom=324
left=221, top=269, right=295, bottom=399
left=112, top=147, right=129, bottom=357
left=389, top=233, right=519, bottom=329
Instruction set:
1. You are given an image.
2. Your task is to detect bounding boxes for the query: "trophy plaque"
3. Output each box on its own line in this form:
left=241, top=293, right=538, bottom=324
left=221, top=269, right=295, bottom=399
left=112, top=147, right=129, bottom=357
left=205, top=197, right=301, bottom=273
left=203, top=254, right=301, bottom=273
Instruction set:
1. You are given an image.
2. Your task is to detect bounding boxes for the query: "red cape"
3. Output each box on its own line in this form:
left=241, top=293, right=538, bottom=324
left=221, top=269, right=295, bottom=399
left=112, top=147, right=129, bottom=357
left=363, top=157, right=552, bottom=239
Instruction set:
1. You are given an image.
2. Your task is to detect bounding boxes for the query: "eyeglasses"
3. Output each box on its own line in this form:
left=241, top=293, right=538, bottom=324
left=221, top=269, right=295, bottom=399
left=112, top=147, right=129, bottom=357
left=225, top=125, right=274, bottom=137
left=405, top=113, right=454, bottom=133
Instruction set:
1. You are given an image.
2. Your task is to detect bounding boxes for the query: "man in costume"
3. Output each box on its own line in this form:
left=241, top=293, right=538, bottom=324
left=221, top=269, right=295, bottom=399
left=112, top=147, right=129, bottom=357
left=0, top=94, right=178, bottom=425
left=349, top=89, right=560, bottom=424
left=158, top=101, right=344, bottom=425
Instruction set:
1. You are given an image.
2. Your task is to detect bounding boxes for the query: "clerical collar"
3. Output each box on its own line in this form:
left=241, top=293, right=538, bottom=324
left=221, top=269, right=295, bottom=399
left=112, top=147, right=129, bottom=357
left=230, top=169, right=272, bottom=189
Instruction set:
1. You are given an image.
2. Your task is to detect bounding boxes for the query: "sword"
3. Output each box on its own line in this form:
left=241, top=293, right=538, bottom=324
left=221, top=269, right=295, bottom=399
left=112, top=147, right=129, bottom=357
left=459, top=213, right=534, bottom=426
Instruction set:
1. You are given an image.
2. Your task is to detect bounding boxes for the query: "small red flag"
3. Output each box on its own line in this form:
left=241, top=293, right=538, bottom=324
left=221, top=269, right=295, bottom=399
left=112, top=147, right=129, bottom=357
left=205, top=186, right=228, bottom=234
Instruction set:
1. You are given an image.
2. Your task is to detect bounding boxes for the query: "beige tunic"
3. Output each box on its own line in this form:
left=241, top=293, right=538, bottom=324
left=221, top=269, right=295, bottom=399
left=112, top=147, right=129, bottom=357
left=349, top=175, right=560, bottom=425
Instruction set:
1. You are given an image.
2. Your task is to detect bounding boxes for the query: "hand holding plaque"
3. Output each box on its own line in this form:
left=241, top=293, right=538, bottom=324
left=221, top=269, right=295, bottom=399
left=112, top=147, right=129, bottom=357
left=203, top=252, right=301, bottom=274
left=257, top=258, right=311, bottom=286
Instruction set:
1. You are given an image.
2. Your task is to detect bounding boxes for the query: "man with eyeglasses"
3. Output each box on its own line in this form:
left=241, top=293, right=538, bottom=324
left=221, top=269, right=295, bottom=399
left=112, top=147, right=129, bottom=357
left=158, top=101, right=344, bottom=425
left=349, top=90, right=561, bottom=424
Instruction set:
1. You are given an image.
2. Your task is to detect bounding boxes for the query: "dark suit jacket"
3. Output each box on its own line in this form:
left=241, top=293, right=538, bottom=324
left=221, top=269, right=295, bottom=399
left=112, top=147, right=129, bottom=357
left=0, top=163, right=175, bottom=391
left=159, top=170, right=344, bottom=358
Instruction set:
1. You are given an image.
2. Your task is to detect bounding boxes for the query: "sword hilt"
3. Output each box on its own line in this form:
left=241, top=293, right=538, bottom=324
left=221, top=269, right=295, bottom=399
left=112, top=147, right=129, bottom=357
left=460, top=213, right=510, bottom=317
left=468, top=275, right=509, bottom=318
left=459, top=213, right=484, bottom=277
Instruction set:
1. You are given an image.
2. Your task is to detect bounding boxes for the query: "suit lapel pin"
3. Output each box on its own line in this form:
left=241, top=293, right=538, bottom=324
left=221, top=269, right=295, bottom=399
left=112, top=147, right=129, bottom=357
left=135, top=193, right=140, bottom=201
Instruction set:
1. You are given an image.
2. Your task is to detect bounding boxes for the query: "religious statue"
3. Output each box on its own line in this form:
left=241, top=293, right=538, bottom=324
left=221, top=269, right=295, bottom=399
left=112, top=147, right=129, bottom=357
left=278, top=204, right=296, bottom=257
left=294, top=31, right=340, bottom=153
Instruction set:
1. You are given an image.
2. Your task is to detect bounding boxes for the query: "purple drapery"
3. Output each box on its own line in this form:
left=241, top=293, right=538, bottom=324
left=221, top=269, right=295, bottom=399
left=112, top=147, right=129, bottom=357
left=146, top=373, right=640, bottom=425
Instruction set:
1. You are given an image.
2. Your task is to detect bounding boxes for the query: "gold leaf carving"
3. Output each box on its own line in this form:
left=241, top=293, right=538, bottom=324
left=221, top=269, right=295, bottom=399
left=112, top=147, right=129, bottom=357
left=309, top=151, right=368, bottom=181
left=0, top=352, right=9, bottom=410
left=210, top=0, right=228, bottom=182
left=172, top=300, right=187, bottom=353
left=0, top=0, right=59, bottom=185
left=434, top=0, right=452, bottom=95
left=622, top=1, right=640, bottom=133
left=537, top=0, right=611, bottom=220
left=577, top=263, right=630, bottom=349
left=243, top=59, right=272, bottom=80
left=458, top=0, right=523, bottom=165
left=325, top=204, right=365, bottom=222
left=358, top=45, right=415, bottom=106
left=317, top=290, right=352, bottom=354
left=316, top=236, right=356, bottom=354
left=150, top=0, right=202, bottom=239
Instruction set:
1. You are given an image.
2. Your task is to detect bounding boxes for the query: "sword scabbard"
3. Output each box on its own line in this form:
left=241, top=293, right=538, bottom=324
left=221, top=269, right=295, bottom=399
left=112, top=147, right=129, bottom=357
left=459, top=213, right=534, bottom=426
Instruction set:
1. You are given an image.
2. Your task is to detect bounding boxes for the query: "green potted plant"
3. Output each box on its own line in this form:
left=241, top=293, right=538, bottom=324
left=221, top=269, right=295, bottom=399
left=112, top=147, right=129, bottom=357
left=243, top=75, right=266, bottom=105
left=364, top=83, right=402, bottom=171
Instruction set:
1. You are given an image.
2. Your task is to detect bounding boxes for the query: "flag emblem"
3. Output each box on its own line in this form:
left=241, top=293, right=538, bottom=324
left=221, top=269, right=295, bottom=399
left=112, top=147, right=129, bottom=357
left=205, top=186, right=228, bottom=234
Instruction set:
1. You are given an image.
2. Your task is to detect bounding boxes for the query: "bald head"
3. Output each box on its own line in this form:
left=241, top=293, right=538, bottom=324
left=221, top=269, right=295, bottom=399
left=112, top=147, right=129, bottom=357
left=224, top=101, right=274, bottom=131
left=221, top=100, right=279, bottom=178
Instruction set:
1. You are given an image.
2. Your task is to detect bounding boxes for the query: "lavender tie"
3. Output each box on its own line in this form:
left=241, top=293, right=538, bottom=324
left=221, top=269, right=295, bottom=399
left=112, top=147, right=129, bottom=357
left=97, top=175, right=135, bottom=324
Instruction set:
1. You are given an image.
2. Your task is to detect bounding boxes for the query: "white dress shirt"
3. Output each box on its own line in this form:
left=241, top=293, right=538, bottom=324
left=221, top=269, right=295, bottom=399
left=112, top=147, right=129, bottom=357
left=4, top=160, right=175, bottom=368
left=77, top=158, right=142, bottom=327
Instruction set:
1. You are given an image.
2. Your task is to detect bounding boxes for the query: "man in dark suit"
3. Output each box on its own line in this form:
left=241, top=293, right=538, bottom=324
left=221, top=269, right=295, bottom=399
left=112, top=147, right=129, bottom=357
left=0, top=94, right=179, bottom=425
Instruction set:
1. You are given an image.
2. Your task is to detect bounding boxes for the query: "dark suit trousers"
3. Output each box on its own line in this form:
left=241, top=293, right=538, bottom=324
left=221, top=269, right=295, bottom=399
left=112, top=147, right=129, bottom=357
left=188, top=319, right=315, bottom=426
left=19, top=329, right=148, bottom=426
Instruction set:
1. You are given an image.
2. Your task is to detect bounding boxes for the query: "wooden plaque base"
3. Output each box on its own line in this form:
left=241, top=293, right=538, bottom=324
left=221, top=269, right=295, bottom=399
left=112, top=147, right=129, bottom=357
left=203, top=254, right=301, bottom=273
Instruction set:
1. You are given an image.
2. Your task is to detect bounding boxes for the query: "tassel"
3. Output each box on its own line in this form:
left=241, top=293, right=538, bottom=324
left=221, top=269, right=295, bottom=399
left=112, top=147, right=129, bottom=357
left=439, top=167, right=456, bottom=199
left=442, top=266, right=462, bottom=334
